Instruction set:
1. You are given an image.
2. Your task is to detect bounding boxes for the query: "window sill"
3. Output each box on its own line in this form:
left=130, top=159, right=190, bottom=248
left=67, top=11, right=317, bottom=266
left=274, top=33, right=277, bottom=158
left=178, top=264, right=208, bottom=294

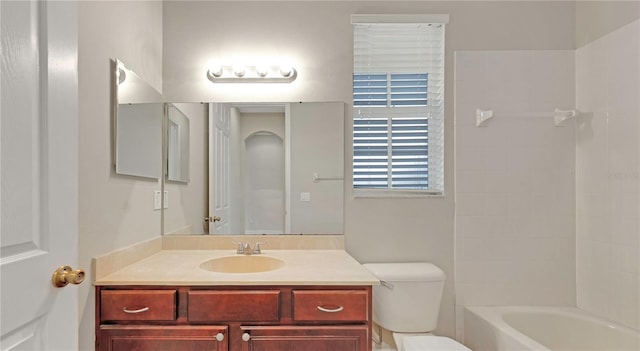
left=351, top=188, right=445, bottom=199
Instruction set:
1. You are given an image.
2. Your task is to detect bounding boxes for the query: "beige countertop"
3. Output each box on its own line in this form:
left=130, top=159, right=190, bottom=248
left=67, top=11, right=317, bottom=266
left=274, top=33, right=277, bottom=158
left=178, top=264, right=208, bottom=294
left=94, top=249, right=380, bottom=286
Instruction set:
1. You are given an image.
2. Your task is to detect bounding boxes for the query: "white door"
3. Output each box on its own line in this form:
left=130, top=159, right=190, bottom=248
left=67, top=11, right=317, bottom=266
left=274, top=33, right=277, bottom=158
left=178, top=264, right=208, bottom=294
left=208, top=103, right=231, bottom=234
left=1, top=1, right=79, bottom=350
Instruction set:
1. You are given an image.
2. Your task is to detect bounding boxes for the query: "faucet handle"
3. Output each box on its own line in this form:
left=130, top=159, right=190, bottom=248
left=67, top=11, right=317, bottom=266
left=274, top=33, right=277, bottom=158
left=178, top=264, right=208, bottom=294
left=252, top=242, right=265, bottom=254
left=232, top=241, right=244, bottom=254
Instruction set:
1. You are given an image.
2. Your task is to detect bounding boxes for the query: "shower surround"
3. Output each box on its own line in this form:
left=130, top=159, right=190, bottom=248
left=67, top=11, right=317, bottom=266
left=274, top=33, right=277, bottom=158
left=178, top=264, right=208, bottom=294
left=454, top=50, right=577, bottom=336
left=454, top=19, right=640, bottom=337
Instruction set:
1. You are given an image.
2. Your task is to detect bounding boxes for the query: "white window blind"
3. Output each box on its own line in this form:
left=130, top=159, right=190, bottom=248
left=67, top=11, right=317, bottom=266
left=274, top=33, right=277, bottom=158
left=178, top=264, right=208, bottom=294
left=353, top=17, right=445, bottom=194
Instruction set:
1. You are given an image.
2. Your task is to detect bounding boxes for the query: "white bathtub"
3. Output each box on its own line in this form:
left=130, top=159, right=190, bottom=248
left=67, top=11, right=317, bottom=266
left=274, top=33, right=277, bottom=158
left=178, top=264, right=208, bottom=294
left=464, top=306, right=639, bottom=351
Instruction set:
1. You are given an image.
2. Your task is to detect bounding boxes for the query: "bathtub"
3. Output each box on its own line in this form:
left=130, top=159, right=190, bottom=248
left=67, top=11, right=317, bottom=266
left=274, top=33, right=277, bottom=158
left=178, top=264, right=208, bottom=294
left=464, top=306, right=639, bottom=351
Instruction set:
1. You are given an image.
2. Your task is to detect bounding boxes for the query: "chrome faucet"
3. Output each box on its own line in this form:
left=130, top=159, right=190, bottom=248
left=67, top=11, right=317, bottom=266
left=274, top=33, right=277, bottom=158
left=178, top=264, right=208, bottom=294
left=252, top=242, right=263, bottom=254
left=233, top=242, right=264, bottom=255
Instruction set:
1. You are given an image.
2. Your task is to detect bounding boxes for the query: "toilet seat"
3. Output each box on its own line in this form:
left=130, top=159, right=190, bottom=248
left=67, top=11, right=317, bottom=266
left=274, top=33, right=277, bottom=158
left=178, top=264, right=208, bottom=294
left=401, top=335, right=471, bottom=351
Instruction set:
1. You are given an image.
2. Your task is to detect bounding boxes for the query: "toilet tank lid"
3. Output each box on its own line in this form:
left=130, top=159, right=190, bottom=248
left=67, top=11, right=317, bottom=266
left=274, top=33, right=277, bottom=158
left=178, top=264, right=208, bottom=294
left=362, top=262, right=445, bottom=282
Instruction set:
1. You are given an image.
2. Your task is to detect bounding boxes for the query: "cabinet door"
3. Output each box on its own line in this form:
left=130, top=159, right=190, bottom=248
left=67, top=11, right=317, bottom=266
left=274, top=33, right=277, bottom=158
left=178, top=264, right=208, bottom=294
left=99, top=325, right=228, bottom=351
left=239, top=325, right=369, bottom=351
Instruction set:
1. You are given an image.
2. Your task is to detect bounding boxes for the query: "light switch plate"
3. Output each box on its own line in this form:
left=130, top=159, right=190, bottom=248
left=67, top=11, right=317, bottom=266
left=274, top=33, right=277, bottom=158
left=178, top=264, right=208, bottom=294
left=153, top=190, right=162, bottom=210
left=300, top=192, right=311, bottom=202
left=163, top=190, right=169, bottom=209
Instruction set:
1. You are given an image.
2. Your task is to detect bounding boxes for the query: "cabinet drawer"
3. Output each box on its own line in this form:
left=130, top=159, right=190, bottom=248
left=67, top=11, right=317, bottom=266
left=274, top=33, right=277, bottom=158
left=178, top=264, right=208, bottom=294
left=101, top=290, right=177, bottom=322
left=188, top=290, right=280, bottom=322
left=292, top=290, right=369, bottom=322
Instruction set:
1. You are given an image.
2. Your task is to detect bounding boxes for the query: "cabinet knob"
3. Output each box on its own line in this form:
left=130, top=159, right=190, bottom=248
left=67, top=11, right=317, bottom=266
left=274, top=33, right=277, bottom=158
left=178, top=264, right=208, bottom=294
left=215, top=332, right=224, bottom=342
left=242, top=332, right=251, bottom=342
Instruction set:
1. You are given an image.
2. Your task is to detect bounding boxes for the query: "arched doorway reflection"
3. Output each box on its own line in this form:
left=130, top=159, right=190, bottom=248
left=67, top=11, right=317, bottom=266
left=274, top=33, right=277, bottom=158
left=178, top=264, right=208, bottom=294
left=243, top=131, right=285, bottom=234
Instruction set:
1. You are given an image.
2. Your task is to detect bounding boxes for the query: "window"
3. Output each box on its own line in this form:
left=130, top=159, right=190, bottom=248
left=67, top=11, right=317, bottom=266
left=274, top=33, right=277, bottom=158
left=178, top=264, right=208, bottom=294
left=352, top=15, right=447, bottom=195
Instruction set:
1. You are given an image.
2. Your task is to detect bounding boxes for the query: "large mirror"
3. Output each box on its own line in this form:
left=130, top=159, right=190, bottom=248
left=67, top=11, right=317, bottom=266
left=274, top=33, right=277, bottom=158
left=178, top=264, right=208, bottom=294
left=113, top=59, right=163, bottom=179
left=163, top=101, right=345, bottom=235
left=113, top=60, right=345, bottom=235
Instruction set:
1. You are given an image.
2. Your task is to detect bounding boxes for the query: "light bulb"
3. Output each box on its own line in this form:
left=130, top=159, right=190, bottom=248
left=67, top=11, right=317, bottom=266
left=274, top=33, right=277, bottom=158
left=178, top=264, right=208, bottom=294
left=208, top=66, right=222, bottom=78
left=233, top=65, right=246, bottom=77
left=279, top=65, right=293, bottom=77
left=117, top=68, right=127, bottom=84
left=256, top=66, right=269, bottom=77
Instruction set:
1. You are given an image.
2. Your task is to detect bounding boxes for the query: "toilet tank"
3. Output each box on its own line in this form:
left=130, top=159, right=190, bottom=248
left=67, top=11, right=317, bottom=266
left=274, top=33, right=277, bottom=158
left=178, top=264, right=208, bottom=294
left=363, top=263, right=445, bottom=333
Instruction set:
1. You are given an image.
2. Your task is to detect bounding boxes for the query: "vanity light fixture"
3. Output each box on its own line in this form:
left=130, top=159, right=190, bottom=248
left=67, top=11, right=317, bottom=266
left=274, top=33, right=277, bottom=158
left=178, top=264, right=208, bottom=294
left=206, top=64, right=297, bottom=83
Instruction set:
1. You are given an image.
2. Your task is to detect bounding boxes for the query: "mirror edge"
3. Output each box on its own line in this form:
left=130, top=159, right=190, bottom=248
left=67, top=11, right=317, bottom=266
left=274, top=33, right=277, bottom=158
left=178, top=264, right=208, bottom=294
left=112, top=58, right=164, bottom=180
left=111, top=59, right=120, bottom=172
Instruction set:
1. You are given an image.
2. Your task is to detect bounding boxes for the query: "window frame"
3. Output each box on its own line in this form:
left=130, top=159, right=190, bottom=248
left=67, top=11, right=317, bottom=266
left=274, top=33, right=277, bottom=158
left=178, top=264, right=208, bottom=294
left=351, top=14, right=448, bottom=198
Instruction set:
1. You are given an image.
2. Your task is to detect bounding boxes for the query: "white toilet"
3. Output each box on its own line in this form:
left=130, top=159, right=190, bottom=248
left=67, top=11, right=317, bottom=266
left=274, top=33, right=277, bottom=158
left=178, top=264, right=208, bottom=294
left=363, top=263, right=471, bottom=351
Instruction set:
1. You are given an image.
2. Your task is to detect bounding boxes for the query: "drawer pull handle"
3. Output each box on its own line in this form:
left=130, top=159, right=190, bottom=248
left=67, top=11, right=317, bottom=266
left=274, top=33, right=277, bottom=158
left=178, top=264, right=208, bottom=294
left=317, top=305, right=344, bottom=313
left=215, top=333, right=224, bottom=342
left=122, top=307, right=150, bottom=314
left=242, top=333, right=251, bottom=342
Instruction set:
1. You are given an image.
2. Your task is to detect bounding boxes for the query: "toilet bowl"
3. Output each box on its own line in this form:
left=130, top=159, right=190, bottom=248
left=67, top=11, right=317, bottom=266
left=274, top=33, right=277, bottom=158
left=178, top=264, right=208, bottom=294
left=363, top=263, right=471, bottom=351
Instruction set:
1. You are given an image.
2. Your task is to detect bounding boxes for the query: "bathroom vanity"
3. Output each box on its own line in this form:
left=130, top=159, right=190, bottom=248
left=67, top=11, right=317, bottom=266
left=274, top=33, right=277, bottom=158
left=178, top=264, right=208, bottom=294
left=94, top=247, right=378, bottom=351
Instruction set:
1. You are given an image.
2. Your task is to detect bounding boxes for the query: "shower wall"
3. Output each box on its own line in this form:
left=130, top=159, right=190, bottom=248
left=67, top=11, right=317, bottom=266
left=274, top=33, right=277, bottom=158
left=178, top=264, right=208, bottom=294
left=575, top=19, right=640, bottom=330
left=454, top=50, right=576, bottom=336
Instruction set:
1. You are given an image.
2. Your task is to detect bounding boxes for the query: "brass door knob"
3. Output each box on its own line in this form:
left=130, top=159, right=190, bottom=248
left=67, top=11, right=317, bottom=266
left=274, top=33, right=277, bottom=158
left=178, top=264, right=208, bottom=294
left=52, top=265, right=85, bottom=288
left=204, top=216, right=222, bottom=223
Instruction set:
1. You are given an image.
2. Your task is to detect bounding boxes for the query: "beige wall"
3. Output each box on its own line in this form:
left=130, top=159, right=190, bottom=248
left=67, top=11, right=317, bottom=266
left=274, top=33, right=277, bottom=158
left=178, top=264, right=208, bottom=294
left=78, top=1, right=163, bottom=350
left=163, top=1, right=575, bottom=338
left=575, top=0, right=640, bottom=48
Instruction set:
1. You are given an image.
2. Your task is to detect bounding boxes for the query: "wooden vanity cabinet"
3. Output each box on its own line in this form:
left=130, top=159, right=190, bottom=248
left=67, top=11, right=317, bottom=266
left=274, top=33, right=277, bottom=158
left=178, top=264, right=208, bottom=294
left=95, top=286, right=371, bottom=351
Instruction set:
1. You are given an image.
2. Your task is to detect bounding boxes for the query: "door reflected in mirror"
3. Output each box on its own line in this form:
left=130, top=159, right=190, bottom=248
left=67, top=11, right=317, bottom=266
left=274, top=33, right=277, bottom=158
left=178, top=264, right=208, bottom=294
left=163, top=102, right=344, bottom=236
left=167, top=104, right=190, bottom=183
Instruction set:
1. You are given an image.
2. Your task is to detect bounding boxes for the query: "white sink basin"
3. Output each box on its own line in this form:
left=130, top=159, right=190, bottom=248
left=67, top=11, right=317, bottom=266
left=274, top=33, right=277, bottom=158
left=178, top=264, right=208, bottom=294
left=200, top=255, right=285, bottom=273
